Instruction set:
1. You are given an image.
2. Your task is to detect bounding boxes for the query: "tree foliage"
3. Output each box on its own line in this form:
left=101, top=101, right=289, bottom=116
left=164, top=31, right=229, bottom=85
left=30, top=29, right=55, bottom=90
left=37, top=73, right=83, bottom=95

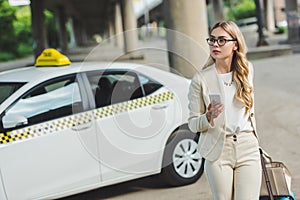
left=0, top=0, right=18, bottom=60
left=14, top=6, right=33, bottom=56
left=226, top=0, right=256, bottom=21
left=0, top=2, right=60, bottom=62
left=0, top=2, right=33, bottom=62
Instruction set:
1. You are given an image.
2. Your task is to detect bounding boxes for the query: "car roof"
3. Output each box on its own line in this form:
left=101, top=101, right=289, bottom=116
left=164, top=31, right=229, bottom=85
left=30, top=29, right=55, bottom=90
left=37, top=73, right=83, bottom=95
left=0, top=62, right=154, bottom=83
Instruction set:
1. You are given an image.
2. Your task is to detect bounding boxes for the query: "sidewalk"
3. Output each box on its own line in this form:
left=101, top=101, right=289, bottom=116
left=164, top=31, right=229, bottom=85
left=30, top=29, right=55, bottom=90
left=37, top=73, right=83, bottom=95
left=244, top=31, right=294, bottom=59
left=66, top=32, right=296, bottom=64
left=1, top=31, right=299, bottom=73
left=0, top=56, right=34, bottom=72
left=48, top=32, right=300, bottom=71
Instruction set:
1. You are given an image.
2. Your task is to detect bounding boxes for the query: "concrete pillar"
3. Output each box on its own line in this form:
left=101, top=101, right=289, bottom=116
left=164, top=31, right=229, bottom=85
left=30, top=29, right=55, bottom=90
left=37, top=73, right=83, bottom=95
left=72, top=18, right=89, bottom=46
left=212, top=0, right=224, bottom=23
left=58, top=6, right=68, bottom=53
left=264, top=0, right=276, bottom=32
left=255, top=0, right=268, bottom=46
left=68, top=18, right=76, bottom=48
left=81, top=28, right=89, bottom=45
left=120, top=0, right=138, bottom=53
left=164, top=0, right=209, bottom=78
left=108, top=20, right=115, bottom=43
left=30, top=0, right=47, bottom=58
left=143, top=0, right=150, bottom=38
left=285, top=0, right=300, bottom=43
left=73, top=18, right=84, bottom=46
left=114, top=3, right=124, bottom=48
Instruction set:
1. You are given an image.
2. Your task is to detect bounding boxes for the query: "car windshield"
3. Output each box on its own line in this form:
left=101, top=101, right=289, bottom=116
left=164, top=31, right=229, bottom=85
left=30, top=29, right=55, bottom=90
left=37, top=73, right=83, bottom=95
left=0, top=82, right=26, bottom=104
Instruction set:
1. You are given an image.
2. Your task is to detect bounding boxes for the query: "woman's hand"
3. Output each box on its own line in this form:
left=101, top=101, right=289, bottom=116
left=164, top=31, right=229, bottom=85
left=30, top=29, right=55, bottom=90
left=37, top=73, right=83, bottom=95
left=206, top=100, right=224, bottom=126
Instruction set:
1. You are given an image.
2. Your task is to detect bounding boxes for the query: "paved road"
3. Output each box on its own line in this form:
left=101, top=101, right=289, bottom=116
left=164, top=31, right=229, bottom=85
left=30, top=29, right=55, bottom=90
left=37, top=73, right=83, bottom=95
left=253, top=54, right=300, bottom=197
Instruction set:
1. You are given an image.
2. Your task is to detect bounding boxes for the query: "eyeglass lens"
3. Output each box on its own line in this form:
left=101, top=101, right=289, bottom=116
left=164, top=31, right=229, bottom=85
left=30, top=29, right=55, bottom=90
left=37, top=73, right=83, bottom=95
left=207, top=38, right=227, bottom=46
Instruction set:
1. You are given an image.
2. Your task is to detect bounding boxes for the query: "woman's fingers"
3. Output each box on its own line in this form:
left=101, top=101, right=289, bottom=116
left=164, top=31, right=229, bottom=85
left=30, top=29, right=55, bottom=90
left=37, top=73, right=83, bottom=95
left=206, top=102, right=224, bottom=125
left=215, top=103, right=224, bottom=113
left=211, top=102, right=224, bottom=118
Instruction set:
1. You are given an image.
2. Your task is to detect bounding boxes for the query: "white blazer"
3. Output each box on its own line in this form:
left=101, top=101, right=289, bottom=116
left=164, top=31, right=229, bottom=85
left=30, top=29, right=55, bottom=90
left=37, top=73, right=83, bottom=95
left=188, top=62, right=257, bottom=162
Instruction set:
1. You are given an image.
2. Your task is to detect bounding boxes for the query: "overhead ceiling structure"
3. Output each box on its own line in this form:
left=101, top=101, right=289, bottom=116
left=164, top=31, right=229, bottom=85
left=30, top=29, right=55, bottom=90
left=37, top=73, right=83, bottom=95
left=29, top=0, right=242, bottom=78
left=44, top=0, right=114, bottom=37
left=30, top=0, right=121, bottom=57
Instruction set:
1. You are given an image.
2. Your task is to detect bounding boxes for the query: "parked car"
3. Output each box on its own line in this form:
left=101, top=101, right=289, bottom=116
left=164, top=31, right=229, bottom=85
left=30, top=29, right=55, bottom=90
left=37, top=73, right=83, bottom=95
left=0, top=49, right=204, bottom=200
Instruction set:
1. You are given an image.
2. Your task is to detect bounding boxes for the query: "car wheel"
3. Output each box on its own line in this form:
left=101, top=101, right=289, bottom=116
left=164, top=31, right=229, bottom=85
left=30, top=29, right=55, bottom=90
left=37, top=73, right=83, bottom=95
left=160, top=129, right=204, bottom=186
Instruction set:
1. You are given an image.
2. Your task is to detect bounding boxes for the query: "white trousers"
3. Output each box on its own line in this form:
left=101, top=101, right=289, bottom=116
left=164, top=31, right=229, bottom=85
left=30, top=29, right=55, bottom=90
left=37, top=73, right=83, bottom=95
left=204, top=132, right=262, bottom=200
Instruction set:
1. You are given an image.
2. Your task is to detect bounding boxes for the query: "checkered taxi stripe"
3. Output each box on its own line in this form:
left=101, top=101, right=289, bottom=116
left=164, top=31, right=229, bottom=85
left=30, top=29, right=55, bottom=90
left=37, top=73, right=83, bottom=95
left=93, top=91, right=173, bottom=119
left=0, top=91, right=173, bottom=145
left=0, top=112, right=93, bottom=145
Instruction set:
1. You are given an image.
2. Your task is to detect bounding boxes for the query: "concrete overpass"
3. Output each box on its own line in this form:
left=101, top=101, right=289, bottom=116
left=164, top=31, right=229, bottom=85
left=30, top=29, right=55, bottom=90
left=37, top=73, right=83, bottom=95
left=29, top=0, right=296, bottom=78
left=30, top=0, right=207, bottom=77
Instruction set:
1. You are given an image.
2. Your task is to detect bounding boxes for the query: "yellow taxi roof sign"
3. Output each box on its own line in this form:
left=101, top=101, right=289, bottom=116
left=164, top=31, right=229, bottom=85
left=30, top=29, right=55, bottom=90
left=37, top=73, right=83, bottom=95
left=35, top=48, right=71, bottom=67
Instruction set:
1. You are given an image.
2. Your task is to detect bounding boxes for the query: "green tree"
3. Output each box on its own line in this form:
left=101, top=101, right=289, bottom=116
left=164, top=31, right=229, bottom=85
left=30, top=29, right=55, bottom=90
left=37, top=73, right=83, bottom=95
left=14, top=6, right=33, bottom=56
left=0, top=0, right=18, bottom=61
left=226, top=0, right=256, bottom=21
left=0, top=3, right=63, bottom=62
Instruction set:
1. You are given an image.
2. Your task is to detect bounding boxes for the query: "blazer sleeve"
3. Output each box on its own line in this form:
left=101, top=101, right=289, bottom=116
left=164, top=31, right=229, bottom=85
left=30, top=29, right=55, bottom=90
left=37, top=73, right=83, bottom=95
left=187, top=73, right=211, bottom=133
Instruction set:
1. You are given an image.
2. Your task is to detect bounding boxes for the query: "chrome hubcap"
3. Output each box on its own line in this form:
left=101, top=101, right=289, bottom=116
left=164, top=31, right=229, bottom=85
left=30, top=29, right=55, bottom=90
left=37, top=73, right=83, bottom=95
left=172, top=139, right=202, bottom=178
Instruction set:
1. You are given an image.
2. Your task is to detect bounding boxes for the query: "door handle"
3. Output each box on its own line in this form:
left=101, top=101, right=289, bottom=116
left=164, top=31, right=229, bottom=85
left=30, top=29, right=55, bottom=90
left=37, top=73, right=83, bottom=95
left=152, top=103, right=169, bottom=110
left=72, top=122, right=92, bottom=131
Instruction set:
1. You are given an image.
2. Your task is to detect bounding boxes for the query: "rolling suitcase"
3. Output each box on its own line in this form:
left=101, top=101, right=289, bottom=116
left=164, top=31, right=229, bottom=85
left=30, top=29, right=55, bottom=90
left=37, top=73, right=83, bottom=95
left=259, top=148, right=296, bottom=200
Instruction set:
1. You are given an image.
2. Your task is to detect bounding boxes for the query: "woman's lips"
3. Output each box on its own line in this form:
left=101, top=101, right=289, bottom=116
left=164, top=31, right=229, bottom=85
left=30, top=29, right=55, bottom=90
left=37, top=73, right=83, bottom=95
left=212, top=50, right=221, bottom=54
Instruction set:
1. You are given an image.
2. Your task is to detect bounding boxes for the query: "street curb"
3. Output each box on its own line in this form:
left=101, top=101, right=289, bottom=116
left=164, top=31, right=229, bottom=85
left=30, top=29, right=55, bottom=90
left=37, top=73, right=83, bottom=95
left=247, top=44, right=293, bottom=60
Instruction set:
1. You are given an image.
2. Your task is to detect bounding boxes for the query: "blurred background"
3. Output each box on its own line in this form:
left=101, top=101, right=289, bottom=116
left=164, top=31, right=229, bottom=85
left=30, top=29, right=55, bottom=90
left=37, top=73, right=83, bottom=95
left=1, top=0, right=299, bottom=76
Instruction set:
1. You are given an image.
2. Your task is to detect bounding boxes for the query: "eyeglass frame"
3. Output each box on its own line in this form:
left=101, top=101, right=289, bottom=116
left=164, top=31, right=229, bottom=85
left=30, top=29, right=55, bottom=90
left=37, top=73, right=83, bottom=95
left=206, top=37, right=237, bottom=46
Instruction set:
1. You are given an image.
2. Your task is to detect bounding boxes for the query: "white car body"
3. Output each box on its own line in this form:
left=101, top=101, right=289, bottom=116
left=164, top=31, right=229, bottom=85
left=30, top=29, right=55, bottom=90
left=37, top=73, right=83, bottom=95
left=0, top=61, right=202, bottom=200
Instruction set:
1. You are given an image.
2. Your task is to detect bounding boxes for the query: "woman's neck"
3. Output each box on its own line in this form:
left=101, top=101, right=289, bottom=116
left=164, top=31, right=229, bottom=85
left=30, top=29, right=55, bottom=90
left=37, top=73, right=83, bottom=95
left=215, top=59, right=232, bottom=74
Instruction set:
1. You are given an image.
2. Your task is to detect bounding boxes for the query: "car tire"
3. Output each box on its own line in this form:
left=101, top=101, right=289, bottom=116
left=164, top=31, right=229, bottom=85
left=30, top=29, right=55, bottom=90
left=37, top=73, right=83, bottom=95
left=160, top=129, right=204, bottom=186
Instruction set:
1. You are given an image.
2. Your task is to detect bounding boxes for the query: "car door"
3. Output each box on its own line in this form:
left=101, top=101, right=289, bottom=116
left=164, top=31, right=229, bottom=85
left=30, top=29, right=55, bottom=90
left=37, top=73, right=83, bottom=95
left=0, top=74, right=100, bottom=199
left=85, top=70, right=176, bottom=184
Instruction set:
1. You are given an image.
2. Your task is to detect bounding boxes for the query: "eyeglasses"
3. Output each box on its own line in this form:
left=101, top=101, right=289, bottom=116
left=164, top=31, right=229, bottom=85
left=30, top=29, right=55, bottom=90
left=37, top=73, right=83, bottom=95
left=206, top=37, right=237, bottom=46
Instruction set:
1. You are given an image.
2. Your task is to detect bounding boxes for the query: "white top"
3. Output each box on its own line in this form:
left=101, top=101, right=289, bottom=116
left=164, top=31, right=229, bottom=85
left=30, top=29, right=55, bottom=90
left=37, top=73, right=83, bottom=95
left=217, top=72, right=253, bottom=133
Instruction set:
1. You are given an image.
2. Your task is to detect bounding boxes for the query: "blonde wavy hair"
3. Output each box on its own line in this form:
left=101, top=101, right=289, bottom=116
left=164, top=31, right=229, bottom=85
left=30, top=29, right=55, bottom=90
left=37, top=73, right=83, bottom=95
left=204, top=21, right=253, bottom=114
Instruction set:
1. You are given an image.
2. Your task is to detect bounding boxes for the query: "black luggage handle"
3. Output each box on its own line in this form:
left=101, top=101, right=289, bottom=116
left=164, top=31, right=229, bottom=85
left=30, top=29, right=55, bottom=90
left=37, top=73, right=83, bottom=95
left=260, top=148, right=274, bottom=200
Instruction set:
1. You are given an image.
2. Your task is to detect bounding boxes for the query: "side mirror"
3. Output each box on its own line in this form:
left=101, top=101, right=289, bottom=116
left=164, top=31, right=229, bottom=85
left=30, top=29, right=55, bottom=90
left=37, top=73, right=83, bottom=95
left=2, top=114, right=28, bottom=129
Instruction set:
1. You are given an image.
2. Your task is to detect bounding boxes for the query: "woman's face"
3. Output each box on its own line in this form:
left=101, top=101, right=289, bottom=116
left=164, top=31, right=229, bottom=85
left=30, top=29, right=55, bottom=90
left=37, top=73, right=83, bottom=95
left=208, top=27, right=237, bottom=61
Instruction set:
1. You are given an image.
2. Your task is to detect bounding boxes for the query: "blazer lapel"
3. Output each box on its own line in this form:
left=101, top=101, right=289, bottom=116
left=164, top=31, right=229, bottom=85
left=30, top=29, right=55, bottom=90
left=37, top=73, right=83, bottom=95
left=201, top=65, right=225, bottom=103
left=201, top=65, right=226, bottom=127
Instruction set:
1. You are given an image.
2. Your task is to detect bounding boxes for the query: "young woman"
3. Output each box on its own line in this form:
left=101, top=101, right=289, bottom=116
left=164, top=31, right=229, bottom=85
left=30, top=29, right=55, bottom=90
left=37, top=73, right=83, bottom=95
left=188, top=21, right=261, bottom=199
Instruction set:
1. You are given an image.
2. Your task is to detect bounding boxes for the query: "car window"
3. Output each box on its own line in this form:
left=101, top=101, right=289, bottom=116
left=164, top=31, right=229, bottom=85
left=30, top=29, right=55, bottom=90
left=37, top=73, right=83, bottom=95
left=0, top=82, right=26, bottom=104
left=5, top=75, right=83, bottom=129
left=87, top=71, right=143, bottom=108
left=138, top=74, right=162, bottom=95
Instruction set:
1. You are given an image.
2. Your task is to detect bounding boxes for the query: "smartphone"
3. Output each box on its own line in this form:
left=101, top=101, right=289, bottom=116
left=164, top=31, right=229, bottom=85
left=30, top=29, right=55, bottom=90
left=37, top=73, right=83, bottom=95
left=209, top=94, right=221, bottom=104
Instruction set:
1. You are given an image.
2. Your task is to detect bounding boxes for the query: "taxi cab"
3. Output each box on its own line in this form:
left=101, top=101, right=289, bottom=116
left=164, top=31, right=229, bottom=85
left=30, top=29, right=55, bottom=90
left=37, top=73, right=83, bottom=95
left=0, top=49, right=203, bottom=199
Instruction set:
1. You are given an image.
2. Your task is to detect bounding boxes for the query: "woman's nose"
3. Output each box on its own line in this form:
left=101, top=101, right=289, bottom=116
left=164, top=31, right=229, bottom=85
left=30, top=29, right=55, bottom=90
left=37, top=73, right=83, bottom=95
left=213, top=42, right=219, bottom=47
